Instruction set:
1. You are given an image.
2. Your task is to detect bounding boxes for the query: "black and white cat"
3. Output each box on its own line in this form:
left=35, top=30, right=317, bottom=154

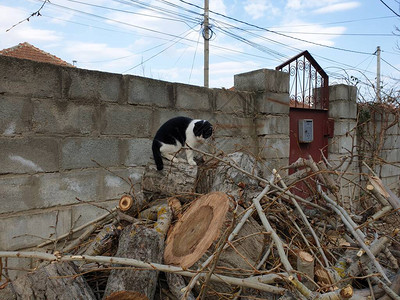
left=152, top=116, right=213, bottom=170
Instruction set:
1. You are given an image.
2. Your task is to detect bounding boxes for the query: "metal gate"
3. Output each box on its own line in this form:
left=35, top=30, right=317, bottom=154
left=276, top=51, right=333, bottom=197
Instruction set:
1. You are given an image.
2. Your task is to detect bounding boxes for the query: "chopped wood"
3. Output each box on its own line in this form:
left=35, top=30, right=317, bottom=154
left=142, top=162, right=197, bottom=199
left=164, top=192, right=231, bottom=268
left=0, top=261, right=96, bottom=300
left=103, top=225, right=164, bottom=299
left=296, top=251, right=315, bottom=289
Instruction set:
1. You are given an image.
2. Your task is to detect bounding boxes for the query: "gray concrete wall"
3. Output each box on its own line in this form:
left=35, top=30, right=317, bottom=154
left=0, top=56, right=290, bottom=256
left=327, top=84, right=359, bottom=208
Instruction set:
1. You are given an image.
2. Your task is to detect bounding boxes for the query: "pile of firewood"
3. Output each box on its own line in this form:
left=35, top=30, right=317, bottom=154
left=1, top=150, right=400, bottom=300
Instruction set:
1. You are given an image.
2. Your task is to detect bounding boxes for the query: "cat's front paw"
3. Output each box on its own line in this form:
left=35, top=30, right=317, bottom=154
left=188, top=159, right=197, bottom=166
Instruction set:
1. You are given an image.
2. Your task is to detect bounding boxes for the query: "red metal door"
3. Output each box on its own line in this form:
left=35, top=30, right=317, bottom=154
left=289, top=108, right=331, bottom=165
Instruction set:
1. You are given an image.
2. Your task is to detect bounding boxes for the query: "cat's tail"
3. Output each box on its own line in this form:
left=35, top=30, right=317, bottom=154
left=152, top=140, right=164, bottom=171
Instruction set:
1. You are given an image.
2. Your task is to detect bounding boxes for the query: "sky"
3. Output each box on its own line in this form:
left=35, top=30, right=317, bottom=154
left=1, top=0, right=400, bottom=99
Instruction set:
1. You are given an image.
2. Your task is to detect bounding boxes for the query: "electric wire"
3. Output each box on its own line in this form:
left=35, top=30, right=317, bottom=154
left=178, top=0, right=376, bottom=55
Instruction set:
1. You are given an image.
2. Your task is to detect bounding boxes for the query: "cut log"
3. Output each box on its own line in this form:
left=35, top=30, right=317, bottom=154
left=142, top=163, right=197, bottom=200
left=103, top=225, right=164, bottom=300
left=164, top=192, right=231, bottom=268
left=296, top=251, right=314, bottom=289
left=210, top=152, right=263, bottom=205
left=105, top=291, right=149, bottom=300
left=0, top=261, right=96, bottom=300
left=164, top=191, right=267, bottom=298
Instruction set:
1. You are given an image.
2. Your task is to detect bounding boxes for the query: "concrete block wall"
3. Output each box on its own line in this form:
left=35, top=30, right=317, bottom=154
left=0, top=56, right=292, bottom=260
left=358, top=104, right=400, bottom=193
left=234, top=69, right=291, bottom=173
left=327, top=84, right=359, bottom=208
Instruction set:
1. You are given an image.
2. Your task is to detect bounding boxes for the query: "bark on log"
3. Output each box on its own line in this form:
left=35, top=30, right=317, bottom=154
left=166, top=273, right=196, bottom=300
left=142, top=163, right=197, bottom=200
left=164, top=191, right=267, bottom=298
left=103, top=225, right=164, bottom=300
left=210, top=152, right=263, bottom=205
left=0, top=261, right=96, bottom=300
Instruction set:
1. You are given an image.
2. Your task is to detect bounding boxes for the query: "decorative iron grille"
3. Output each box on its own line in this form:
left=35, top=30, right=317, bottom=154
left=276, top=50, right=329, bottom=110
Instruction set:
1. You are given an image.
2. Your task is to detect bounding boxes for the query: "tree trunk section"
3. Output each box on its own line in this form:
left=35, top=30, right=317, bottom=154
left=0, top=261, right=96, bottom=300
left=103, top=225, right=164, bottom=300
left=164, top=191, right=267, bottom=298
left=210, top=152, right=263, bottom=205
left=142, top=163, right=197, bottom=201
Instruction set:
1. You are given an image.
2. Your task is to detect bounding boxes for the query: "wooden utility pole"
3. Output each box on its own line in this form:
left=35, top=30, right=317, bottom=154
left=376, top=46, right=381, bottom=102
left=204, top=0, right=209, bottom=88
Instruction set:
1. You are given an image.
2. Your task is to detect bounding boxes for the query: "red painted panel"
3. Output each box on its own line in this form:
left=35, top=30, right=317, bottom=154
left=289, top=108, right=330, bottom=198
left=289, top=108, right=329, bottom=165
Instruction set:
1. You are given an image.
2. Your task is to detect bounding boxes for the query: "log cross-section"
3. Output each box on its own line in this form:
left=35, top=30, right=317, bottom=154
left=164, top=192, right=230, bottom=268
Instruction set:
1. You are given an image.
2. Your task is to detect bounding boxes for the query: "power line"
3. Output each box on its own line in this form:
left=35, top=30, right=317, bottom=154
left=379, top=0, right=400, bottom=17
left=178, top=0, right=376, bottom=55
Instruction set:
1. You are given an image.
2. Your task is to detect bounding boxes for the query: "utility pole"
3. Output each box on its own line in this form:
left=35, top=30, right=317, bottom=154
left=376, top=46, right=381, bottom=102
left=203, top=0, right=209, bottom=88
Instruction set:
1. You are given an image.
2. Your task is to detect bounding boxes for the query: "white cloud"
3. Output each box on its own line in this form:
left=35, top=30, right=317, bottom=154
left=285, top=0, right=360, bottom=13
left=262, top=21, right=346, bottom=49
left=244, top=0, right=280, bottom=20
left=0, top=5, right=62, bottom=49
left=312, top=1, right=360, bottom=14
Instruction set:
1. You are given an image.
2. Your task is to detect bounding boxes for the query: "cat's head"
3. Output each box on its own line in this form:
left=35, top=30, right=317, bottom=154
left=193, top=120, right=213, bottom=139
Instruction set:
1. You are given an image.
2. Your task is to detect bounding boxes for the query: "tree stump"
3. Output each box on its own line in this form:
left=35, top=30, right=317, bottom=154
left=164, top=191, right=267, bottom=298
left=0, top=262, right=96, bottom=300
left=103, top=225, right=164, bottom=299
left=142, top=162, right=197, bottom=201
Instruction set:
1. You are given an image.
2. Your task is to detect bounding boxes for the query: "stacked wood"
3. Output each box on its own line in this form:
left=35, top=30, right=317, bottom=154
left=103, top=225, right=164, bottom=299
left=0, top=262, right=96, bottom=299
left=1, top=151, right=400, bottom=300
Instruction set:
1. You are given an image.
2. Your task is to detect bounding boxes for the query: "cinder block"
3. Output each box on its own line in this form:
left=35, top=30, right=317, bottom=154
left=0, top=56, right=62, bottom=98
left=127, top=75, right=172, bottom=107
left=64, top=68, right=123, bottom=102
left=102, top=105, right=152, bottom=137
left=38, top=170, right=101, bottom=207
left=0, top=209, right=71, bottom=250
left=0, top=96, right=31, bottom=136
left=32, top=99, right=95, bottom=134
left=215, top=89, right=251, bottom=115
left=61, top=138, right=119, bottom=170
left=383, top=135, right=400, bottom=150
left=380, top=163, right=400, bottom=178
left=258, top=136, right=290, bottom=159
left=381, top=149, right=400, bottom=165
left=71, top=200, right=119, bottom=230
left=329, top=99, right=357, bottom=119
left=0, top=174, right=37, bottom=214
left=0, top=137, right=59, bottom=174
left=176, top=84, right=210, bottom=110
left=123, top=138, right=153, bottom=166
left=328, top=135, right=355, bottom=154
left=213, top=115, right=254, bottom=137
left=256, top=92, right=290, bottom=114
left=215, top=136, right=258, bottom=155
left=329, top=84, right=357, bottom=102
left=333, top=120, right=357, bottom=136
left=234, top=68, right=289, bottom=93
left=256, top=115, right=290, bottom=136
left=101, top=167, right=144, bottom=200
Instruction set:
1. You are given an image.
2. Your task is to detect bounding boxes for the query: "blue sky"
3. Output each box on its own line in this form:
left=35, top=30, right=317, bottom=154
left=1, top=0, right=399, bottom=98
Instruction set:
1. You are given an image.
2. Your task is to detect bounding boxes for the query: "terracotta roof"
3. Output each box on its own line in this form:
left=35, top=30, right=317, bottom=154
left=0, top=42, right=74, bottom=67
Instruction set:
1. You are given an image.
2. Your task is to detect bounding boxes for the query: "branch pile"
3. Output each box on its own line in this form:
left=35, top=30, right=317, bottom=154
left=1, top=151, right=400, bottom=300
